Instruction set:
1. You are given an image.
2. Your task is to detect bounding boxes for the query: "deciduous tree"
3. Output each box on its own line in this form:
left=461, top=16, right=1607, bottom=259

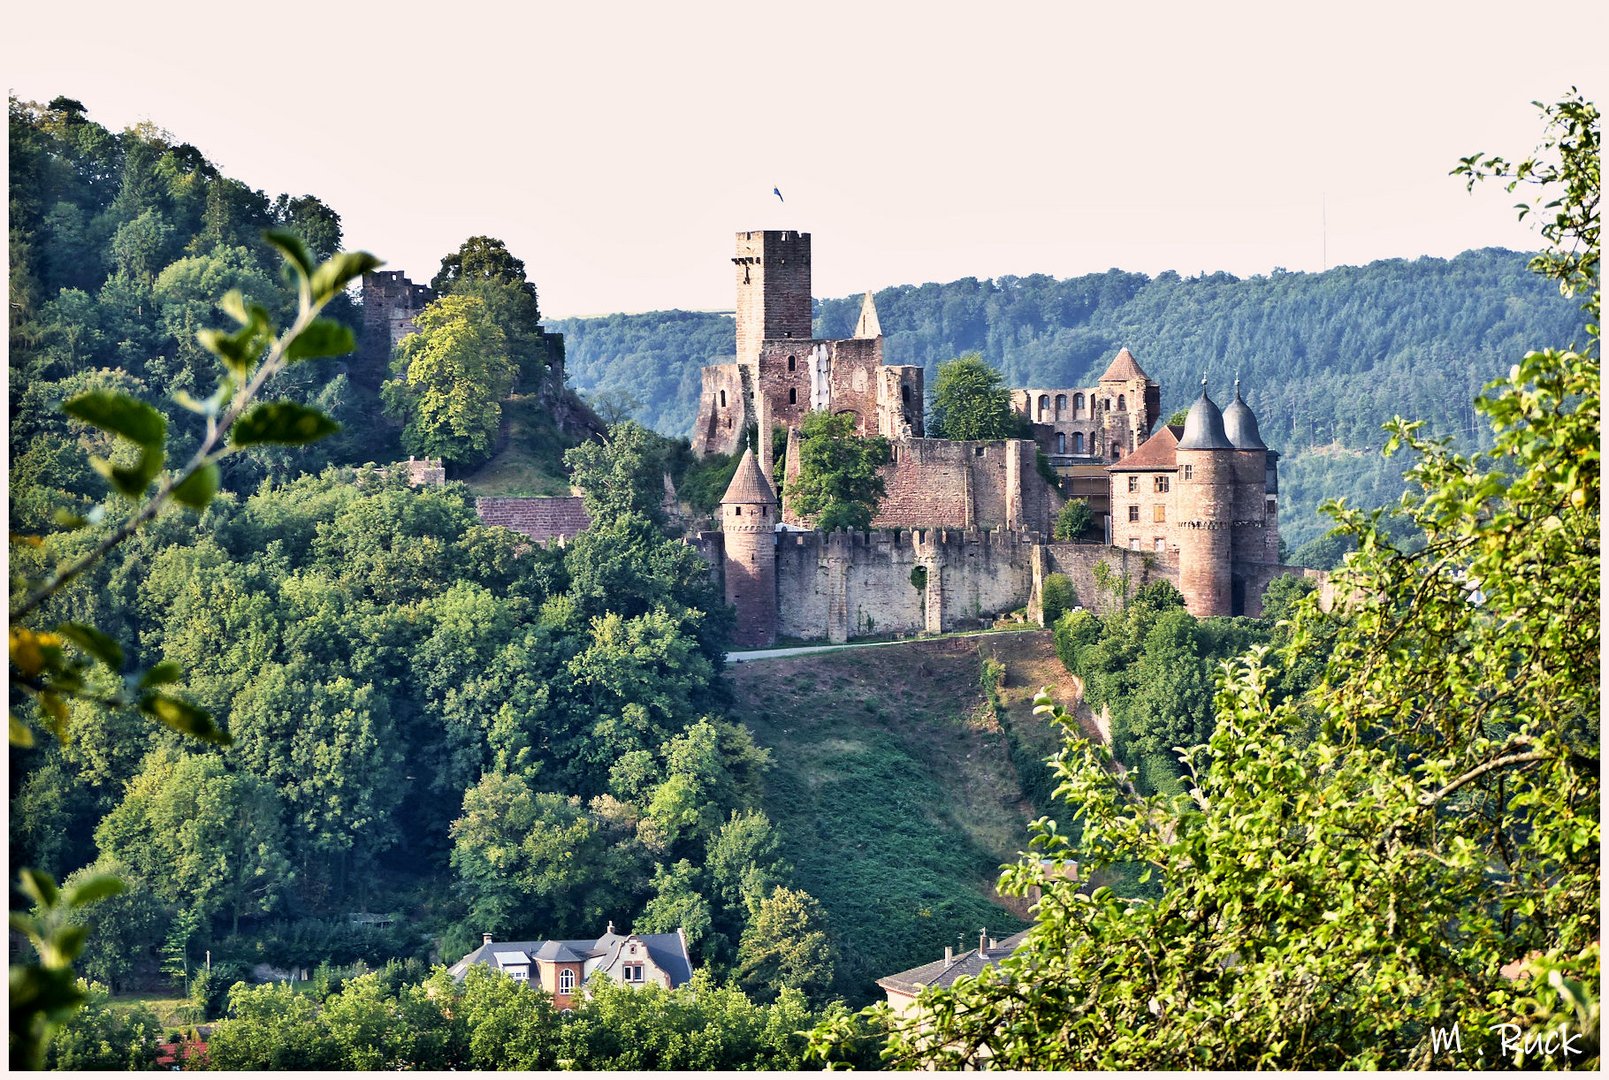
left=787, top=410, right=889, bottom=531
left=926, top=353, right=1018, bottom=440
left=382, top=293, right=515, bottom=466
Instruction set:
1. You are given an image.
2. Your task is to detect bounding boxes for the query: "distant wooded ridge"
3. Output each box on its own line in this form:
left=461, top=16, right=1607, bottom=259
left=555, top=249, right=1585, bottom=548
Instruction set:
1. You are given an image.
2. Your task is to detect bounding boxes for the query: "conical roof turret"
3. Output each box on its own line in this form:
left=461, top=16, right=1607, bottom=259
left=1098, top=347, right=1151, bottom=383
left=1176, top=376, right=1233, bottom=450
left=1222, top=379, right=1266, bottom=450
left=720, top=447, right=777, bottom=506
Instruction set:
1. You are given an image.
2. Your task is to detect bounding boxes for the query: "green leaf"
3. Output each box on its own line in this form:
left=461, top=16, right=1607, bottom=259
left=172, top=462, right=221, bottom=509
left=18, top=868, right=59, bottom=909
left=197, top=325, right=264, bottom=376
left=91, top=445, right=165, bottom=498
left=309, top=251, right=382, bottom=304
left=264, top=228, right=315, bottom=278
left=230, top=401, right=341, bottom=447
left=62, top=391, right=166, bottom=449
left=286, top=318, right=356, bottom=362
left=57, top=622, right=125, bottom=670
left=137, top=661, right=183, bottom=689
left=10, top=714, right=35, bottom=748
left=64, top=873, right=125, bottom=908
left=141, top=693, right=231, bottom=745
left=220, top=288, right=250, bottom=326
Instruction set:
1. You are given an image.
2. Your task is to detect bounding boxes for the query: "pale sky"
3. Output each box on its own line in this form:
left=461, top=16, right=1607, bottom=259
left=7, top=1, right=1604, bottom=318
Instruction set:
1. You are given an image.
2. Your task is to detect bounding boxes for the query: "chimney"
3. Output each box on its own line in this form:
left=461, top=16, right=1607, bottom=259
left=989, top=937, right=997, bottom=950
left=979, top=929, right=988, bottom=956
left=944, top=946, right=953, bottom=963
left=483, top=933, right=494, bottom=946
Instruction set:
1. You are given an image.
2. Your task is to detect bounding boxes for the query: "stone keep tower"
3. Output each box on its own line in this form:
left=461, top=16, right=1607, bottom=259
left=720, top=447, right=779, bottom=648
left=1174, top=380, right=1235, bottom=617
left=734, top=230, right=812, bottom=372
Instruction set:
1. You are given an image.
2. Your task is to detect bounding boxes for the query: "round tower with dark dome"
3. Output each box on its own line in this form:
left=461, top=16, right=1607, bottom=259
left=720, top=446, right=779, bottom=648
left=1174, top=377, right=1235, bottom=617
left=1223, top=378, right=1279, bottom=567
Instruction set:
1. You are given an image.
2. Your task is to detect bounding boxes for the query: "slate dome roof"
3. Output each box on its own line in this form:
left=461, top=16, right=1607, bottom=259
left=1176, top=381, right=1233, bottom=450
left=1222, top=381, right=1266, bottom=450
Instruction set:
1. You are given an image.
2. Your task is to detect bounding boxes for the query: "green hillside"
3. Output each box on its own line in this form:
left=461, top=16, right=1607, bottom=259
left=725, top=630, right=1080, bottom=1003
left=556, top=249, right=1585, bottom=548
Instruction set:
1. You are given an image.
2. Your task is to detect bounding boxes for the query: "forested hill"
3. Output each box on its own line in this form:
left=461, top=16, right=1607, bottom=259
left=557, top=250, right=1585, bottom=547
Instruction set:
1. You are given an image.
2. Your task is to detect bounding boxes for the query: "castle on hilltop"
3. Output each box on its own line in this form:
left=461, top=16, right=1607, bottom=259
left=690, top=230, right=1310, bottom=647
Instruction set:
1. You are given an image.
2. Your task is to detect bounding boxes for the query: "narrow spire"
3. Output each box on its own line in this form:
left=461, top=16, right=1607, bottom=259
left=853, top=291, right=882, bottom=339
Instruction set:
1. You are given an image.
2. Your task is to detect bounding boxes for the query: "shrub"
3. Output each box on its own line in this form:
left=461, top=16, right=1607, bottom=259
left=1053, top=499, right=1095, bottom=541
left=1040, top=573, right=1076, bottom=624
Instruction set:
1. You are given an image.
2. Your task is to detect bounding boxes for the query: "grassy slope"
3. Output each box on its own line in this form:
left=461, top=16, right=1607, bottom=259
left=459, top=395, right=579, bottom=496
left=727, top=630, right=1076, bottom=1004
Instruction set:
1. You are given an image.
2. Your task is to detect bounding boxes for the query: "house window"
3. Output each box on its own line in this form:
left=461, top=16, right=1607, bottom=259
left=1130, top=537, right=1141, bottom=550
left=1056, top=433, right=1066, bottom=453
left=1127, top=476, right=1140, bottom=493
left=1073, top=392, right=1085, bottom=416
left=1155, top=476, right=1169, bottom=493
left=1037, top=394, right=1050, bottom=421
left=1266, top=497, right=1276, bottom=514
left=1183, top=464, right=1194, bottom=480
left=1072, top=432, right=1085, bottom=453
left=733, top=506, right=741, bottom=516
left=559, top=969, right=575, bottom=994
left=506, top=966, right=529, bottom=982
left=623, top=964, right=644, bottom=983
left=1153, top=505, right=1166, bottom=523
left=788, top=387, right=797, bottom=404
left=787, top=355, right=796, bottom=372
left=1127, top=505, right=1140, bottom=522
left=1054, top=393, right=1067, bottom=419
left=1155, top=537, right=1166, bottom=552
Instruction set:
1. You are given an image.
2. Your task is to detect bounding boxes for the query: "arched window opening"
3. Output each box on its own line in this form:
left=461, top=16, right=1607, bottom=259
left=719, top=389, right=727, bottom=408
left=1117, top=394, right=1127, bottom=411
left=1055, top=394, right=1067, bottom=419
left=1073, top=392, right=1085, bottom=416
left=1056, top=433, right=1066, bottom=453
left=1073, top=432, right=1085, bottom=453
left=1038, top=394, right=1050, bottom=421
left=788, top=387, right=797, bottom=404
left=787, top=355, right=796, bottom=372
left=559, top=969, right=575, bottom=994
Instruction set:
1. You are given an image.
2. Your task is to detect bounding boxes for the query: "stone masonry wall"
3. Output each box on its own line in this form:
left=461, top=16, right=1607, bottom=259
left=691, top=364, right=752, bottom=457
left=773, top=528, right=1034, bottom=643
left=1039, top=543, right=1179, bottom=617
left=869, top=438, right=1057, bottom=534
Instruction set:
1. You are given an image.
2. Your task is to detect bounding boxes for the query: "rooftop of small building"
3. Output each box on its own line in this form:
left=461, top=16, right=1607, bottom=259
left=1109, top=424, right=1184, bottom=471
left=876, top=929, right=1031, bottom=995
left=449, top=926, right=693, bottom=987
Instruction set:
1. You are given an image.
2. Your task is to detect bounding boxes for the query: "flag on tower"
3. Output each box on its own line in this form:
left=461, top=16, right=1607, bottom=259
left=773, top=187, right=784, bottom=202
